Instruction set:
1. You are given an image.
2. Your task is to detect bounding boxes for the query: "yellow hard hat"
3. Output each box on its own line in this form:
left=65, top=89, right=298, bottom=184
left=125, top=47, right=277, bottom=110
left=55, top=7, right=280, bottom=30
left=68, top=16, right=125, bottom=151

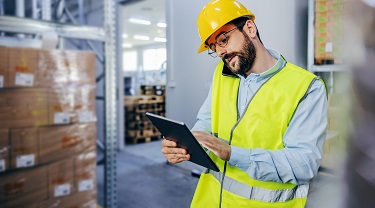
left=197, top=0, right=255, bottom=53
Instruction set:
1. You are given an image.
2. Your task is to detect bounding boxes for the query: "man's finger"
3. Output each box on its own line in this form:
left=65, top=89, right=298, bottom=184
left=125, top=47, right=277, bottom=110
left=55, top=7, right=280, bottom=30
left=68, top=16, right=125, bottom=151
left=162, top=147, right=187, bottom=155
left=161, top=139, right=177, bottom=147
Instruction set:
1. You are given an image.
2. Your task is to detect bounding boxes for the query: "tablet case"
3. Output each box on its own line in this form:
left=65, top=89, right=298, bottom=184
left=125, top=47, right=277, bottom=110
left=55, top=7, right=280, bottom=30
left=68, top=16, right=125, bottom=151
left=145, top=112, right=219, bottom=172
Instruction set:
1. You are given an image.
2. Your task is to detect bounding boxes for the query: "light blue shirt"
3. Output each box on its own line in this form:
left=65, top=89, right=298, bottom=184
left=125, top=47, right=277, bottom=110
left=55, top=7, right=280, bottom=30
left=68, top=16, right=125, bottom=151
left=191, top=49, right=328, bottom=185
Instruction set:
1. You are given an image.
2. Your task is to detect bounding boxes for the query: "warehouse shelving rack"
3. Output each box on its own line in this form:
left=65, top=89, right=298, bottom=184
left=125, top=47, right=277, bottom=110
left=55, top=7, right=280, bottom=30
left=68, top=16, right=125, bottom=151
left=0, top=1, right=119, bottom=207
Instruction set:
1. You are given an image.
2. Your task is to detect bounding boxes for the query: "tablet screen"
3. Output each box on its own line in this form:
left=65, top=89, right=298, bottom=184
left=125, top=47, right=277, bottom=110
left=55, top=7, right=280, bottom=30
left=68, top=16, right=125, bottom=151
left=146, top=112, right=219, bottom=172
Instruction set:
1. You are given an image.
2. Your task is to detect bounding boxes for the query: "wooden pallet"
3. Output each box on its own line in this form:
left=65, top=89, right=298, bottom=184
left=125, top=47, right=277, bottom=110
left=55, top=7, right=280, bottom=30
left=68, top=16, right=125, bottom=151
left=126, top=120, right=153, bottom=130
left=126, top=129, right=154, bottom=138
left=126, top=135, right=162, bottom=144
left=314, top=58, right=342, bottom=65
left=124, top=95, right=164, bottom=106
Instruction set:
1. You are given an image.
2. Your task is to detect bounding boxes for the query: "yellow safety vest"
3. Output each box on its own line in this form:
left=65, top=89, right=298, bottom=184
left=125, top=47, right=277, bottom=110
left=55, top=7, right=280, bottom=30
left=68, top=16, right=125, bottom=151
left=191, top=61, right=318, bottom=208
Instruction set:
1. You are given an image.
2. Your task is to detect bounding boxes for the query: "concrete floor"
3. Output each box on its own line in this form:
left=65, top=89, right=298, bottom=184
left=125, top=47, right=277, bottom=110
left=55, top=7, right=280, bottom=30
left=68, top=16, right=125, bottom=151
left=97, top=140, right=345, bottom=208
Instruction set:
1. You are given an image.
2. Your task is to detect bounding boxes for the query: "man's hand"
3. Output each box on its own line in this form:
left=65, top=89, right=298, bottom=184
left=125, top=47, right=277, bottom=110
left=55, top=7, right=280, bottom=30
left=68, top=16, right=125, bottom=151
left=192, top=131, right=231, bottom=161
left=161, top=138, right=190, bottom=164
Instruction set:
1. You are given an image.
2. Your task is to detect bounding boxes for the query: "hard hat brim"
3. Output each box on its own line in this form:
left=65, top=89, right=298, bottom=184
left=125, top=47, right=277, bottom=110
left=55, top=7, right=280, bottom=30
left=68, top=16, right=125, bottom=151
left=197, top=42, right=208, bottom=53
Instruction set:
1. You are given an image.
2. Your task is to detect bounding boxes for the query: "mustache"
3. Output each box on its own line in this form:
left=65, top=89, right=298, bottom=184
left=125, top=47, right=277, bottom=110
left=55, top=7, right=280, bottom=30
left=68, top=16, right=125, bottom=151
left=223, top=52, right=242, bottom=63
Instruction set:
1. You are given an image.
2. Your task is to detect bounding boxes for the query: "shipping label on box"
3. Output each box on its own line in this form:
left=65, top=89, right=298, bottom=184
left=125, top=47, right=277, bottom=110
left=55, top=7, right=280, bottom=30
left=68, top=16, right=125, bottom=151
left=0, top=75, right=3, bottom=88
left=53, top=111, right=71, bottom=124
left=15, top=72, right=34, bottom=86
left=0, top=159, right=5, bottom=172
left=10, top=128, right=39, bottom=169
left=78, top=179, right=95, bottom=192
left=54, top=184, right=71, bottom=197
left=16, top=154, right=35, bottom=168
left=78, top=111, right=95, bottom=123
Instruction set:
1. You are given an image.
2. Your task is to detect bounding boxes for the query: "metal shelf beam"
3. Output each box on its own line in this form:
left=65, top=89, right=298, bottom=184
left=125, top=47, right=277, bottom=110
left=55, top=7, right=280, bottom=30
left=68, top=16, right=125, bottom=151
left=0, top=15, right=105, bottom=41
left=310, top=65, right=348, bottom=72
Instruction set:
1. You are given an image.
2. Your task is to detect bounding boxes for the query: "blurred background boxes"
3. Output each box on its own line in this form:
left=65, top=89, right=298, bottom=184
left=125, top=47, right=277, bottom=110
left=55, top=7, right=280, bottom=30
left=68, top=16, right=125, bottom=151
left=0, top=88, right=49, bottom=128
left=48, top=158, right=74, bottom=199
left=74, top=151, right=97, bottom=193
left=314, top=0, right=345, bottom=64
left=10, top=128, right=39, bottom=169
left=0, top=166, right=48, bottom=207
left=39, top=123, right=97, bottom=164
left=0, top=46, right=98, bottom=207
left=39, top=189, right=97, bottom=208
left=38, top=49, right=96, bottom=87
left=8, top=47, right=39, bottom=87
left=4, top=47, right=96, bottom=88
left=48, top=85, right=96, bottom=125
left=0, top=129, right=9, bottom=172
left=0, top=47, right=8, bottom=88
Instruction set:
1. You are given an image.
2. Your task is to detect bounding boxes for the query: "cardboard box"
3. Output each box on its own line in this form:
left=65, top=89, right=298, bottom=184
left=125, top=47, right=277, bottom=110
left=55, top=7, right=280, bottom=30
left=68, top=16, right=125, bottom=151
left=48, top=158, right=75, bottom=198
left=0, top=88, right=49, bottom=128
left=40, top=189, right=97, bottom=208
left=0, top=86, right=96, bottom=128
left=0, top=47, right=8, bottom=88
left=10, top=127, right=39, bottom=169
left=315, top=1, right=332, bottom=12
left=48, top=85, right=96, bottom=125
left=0, top=166, right=48, bottom=207
left=0, top=129, right=9, bottom=172
left=39, top=49, right=96, bottom=87
left=74, top=151, right=97, bottom=193
left=7, top=47, right=96, bottom=88
left=39, top=123, right=96, bottom=164
left=8, top=47, right=39, bottom=87
left=314, top=3, right=345, bottom=62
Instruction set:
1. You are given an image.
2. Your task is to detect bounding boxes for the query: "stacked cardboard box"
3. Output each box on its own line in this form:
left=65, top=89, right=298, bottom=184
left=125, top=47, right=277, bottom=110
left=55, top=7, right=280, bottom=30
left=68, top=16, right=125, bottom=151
left=314, top=0, right=345, bottom=64
left=0, top=46, right=98, bottom=207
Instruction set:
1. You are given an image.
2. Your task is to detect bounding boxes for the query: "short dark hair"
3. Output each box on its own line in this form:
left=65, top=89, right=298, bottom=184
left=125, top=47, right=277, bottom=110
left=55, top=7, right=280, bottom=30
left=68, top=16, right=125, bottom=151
left=229, top=16, right=263, bottom=45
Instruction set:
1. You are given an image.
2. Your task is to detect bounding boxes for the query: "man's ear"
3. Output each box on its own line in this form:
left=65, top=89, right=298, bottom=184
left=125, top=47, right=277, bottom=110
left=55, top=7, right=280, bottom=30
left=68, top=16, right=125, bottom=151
left=244, top=20, right=257, bottom=39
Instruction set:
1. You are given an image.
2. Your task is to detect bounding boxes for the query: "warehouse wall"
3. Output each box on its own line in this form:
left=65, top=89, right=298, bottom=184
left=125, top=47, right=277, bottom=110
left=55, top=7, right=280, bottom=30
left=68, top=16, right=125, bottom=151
left=166, top=0, right=308, bottom=128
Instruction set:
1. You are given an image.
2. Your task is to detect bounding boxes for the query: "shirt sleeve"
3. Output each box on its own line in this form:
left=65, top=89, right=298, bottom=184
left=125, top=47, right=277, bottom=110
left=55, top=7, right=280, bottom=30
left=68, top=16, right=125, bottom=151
left=191, top=85, right=212, bottom=134
left=228, top=79, right=328, bottom=185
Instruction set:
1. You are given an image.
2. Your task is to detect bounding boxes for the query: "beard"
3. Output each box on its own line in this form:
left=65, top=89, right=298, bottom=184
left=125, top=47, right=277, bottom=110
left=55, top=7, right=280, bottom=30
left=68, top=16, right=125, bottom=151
left=223, top=32, right=256, bottom=76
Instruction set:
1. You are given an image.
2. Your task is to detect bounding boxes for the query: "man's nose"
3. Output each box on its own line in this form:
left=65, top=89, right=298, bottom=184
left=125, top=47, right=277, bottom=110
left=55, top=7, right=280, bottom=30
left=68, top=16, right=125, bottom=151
left=216, top=45, right=227, bottom=58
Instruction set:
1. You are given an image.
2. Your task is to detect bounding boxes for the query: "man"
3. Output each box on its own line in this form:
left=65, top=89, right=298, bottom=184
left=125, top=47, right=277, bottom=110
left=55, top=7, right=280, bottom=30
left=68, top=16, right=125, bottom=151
left=161, top=0, right=328, bottom=207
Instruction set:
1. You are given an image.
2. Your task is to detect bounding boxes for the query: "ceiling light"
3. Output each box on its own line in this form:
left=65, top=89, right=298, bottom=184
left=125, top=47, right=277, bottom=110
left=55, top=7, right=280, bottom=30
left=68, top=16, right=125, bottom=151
left=154, top=37, right=166, bottom=42
left=122, top=43, right=132, bottom=48
left=133, top=35, right=150, bottom=40
left=157, top=22, right=167, bottom=28
left=129, top=18, right=151, bottom=25
left=122, top=34, right=128, bottom=38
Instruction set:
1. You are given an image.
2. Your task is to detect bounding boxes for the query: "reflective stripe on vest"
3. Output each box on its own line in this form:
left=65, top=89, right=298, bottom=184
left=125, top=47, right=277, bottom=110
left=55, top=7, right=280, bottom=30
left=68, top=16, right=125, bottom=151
left=207, top=170, right=309, bottom=202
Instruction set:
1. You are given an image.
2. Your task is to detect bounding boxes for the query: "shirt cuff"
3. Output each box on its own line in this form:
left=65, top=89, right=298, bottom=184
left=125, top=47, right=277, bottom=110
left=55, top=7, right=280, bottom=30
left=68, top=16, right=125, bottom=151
left=228, top=146, right=251, bottom=170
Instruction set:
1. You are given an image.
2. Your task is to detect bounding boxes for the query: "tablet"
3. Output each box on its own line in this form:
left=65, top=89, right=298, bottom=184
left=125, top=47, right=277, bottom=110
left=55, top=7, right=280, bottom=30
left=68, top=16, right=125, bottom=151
left=145, top=112, right=219, bottom=172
